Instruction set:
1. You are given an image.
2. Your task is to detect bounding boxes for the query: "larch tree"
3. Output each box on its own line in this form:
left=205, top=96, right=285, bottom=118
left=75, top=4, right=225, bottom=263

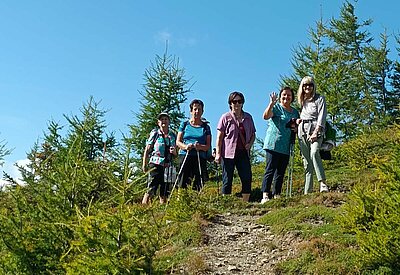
left=388, top=35, right=400, bottom=121
left=364, top=31, right=393, bottom=126
left=128, top=49, right=192, bottom=159
left=280, top=1, right=394, bottom=140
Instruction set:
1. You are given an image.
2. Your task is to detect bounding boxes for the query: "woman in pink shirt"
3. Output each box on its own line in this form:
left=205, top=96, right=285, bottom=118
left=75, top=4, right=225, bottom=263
left=215, top=91, right=256, bottom=202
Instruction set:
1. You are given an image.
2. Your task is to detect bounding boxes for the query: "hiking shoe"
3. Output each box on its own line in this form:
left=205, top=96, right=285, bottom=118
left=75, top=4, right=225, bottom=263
left=260, top=197, right=270, bottom=204
left=320, top=182, right=329, bottom=192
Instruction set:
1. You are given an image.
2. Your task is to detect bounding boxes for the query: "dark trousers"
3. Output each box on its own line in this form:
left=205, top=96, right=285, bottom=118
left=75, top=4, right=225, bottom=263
left=178, top=154, right=207, bottom=191
left=221, top=150, right=252, bottom=194
left=261, top=150, right=289, bottom=198
left=147, top=163, right=169, bottom=197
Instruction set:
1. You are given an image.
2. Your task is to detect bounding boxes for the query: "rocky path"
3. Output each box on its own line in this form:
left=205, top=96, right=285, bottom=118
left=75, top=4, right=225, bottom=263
left=191, top=211, right=301, bottom=274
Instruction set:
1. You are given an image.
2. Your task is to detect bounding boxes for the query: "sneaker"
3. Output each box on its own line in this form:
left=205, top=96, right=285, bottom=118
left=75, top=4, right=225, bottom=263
left=320, top=182, right=329, bottom=192
left=260, top=197, right=270, bottom=204
left=273, top=194, right=281, bottom=199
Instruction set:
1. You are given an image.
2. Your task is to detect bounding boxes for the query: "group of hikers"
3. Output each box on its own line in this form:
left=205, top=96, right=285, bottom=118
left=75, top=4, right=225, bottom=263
left=141, top=75, right=329, bottom=204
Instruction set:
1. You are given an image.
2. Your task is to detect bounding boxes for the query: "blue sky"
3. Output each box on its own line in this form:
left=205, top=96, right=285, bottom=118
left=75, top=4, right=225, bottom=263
left=1, top=0, right=399, bottom=180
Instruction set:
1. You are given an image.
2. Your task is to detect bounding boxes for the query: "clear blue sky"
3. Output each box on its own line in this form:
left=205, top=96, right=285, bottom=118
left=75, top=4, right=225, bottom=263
left=1, top=0, right=399, bottom=180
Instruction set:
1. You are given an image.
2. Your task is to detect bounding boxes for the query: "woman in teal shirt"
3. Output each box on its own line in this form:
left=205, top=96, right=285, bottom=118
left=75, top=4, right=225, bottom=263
left=176, top=99, right=211, bottom=191
left=261, top=87, right=299, bottom=203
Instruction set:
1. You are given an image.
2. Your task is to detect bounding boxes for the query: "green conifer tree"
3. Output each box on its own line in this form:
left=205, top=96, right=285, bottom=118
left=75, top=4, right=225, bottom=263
left=280, top=1, right=394, bottom=140
left=0, top=98, right=157, bottom=273
left=388, top=35, right=400, bottom=121
left=364, top=32, right=393, bottom=126
left=0, top=139, right=11, bottom=167
left=128, top=49, right=192, bottom=158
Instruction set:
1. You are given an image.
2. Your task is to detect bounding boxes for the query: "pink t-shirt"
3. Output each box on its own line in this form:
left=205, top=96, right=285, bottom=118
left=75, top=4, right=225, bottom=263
left=217, top=111, right=256, bottom=159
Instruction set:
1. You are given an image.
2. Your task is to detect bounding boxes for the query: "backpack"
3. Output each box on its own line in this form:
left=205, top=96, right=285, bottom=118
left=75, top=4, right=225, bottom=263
left=321, top=121, right=336, bottom=151
left=182, top=120, right=213, bottom=161
left=320, top=121, right=337, bottom=160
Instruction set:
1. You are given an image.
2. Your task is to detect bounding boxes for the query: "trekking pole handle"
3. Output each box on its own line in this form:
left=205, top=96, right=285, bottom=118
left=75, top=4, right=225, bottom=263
left=186, top=143, right=194, bottom=150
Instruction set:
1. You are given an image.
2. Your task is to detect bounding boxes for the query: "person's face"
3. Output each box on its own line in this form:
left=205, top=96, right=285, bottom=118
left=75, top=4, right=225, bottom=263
left=280, top=89, right=293, bottom=106
left=303, top=83, right=314, bottom=95
left=157, top=116, right=170, bottom=128
left=190, top=103, right=203, bottom=119
left=230, top=96, right=243, bottom=111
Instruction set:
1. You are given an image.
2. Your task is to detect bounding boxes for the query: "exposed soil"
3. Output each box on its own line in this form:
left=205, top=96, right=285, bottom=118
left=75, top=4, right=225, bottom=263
left=184, top=210, right=303, bottom=274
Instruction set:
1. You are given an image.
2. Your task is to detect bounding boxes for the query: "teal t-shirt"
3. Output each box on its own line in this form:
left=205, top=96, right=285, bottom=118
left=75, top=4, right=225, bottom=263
left=263, top=104, right=299, bottom=155
left=178, top=121, right=211, bottom=158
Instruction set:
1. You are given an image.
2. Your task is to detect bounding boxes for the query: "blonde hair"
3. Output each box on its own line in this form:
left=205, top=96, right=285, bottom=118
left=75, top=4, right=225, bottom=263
left=297, top=76, right=316, bottom=106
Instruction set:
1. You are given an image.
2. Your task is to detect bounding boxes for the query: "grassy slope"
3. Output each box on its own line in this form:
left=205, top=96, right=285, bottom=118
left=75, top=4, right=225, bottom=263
left=130, top=124, right=399, bottom=274
left=168, top=126, right=400, bottom=274
left=152, top=162, right=367, bottom=274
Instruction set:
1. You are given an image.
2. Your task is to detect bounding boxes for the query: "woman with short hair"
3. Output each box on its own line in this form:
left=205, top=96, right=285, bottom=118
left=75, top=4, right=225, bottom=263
left=260, top=87, right=299, bottom=203
left=176, top=99, right=211, bottom=191
left=215, top=91, right=256, bottom=202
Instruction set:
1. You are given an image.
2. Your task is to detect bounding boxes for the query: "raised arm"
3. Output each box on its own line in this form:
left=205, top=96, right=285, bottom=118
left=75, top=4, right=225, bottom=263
left=263, top=92, right=278, bottom=120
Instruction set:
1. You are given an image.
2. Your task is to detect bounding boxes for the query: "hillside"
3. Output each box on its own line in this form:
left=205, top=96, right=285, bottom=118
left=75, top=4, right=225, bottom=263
left=160, top=124, right=400, bottom=274
left=0, top=124, right=399, bottom=274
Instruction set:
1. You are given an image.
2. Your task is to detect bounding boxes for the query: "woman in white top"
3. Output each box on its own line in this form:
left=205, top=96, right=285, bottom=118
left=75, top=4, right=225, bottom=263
left=297, top=76, right=329, bottom=193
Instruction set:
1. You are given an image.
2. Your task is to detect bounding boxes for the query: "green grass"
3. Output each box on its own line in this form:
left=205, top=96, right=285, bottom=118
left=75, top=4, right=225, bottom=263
left=138, top=125, right=400, bottom=273
left=175, top=125, right=400, bottom=274
left=276, top=247, right=361, bottom=275
left=256, top=192, right=361, bottom=274
left=157, top=182, right=363, bottom=273
left=1, top=126, right=398, bottom=274
left=148, top=163, right=381, bottom=274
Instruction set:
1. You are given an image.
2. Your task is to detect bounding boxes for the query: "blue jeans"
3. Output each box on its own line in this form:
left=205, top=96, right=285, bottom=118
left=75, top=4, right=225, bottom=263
left=221, top=150, right=252, bottom=194
left=261, top=150, right=289, bottom=198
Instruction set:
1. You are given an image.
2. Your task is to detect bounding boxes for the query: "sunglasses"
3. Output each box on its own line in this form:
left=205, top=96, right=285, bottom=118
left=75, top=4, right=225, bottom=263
left=231, top=100, right=243, bottom=104
left=303, top=83, right=314, bottom=88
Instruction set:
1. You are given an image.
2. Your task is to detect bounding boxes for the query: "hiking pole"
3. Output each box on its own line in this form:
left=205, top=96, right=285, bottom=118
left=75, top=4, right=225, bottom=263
left=286, top=130, right=296, bottom=198
left=289, top=143, right=294, bottom=197
left=162, top=145, right=172, bottom=203
left=166, top=150, right=190, bottom=208
left=164, top=162, right=171, bottom=201
left=196, top=144, right=204, bottom=191
left=169, top=160, right=173, bottom=193
left=286, top=144, right=292, bottom=198
left=213, top=148, right=220, bottom=195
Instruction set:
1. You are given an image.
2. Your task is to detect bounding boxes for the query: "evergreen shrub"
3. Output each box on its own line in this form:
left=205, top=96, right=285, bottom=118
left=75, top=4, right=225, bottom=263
left=338, top=124, right=400, bottom=272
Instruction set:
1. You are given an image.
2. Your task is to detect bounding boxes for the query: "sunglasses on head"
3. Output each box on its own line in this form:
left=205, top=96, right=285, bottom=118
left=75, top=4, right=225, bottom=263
left=231, top=100, right=243, bottom=104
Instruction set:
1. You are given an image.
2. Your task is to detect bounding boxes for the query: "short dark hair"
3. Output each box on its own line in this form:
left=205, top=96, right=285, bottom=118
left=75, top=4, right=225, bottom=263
left=189, top=99, right=204, bottom=111
left=279, top=86, right=295, bottom=103
left=228, top=91, right=245, bottom=110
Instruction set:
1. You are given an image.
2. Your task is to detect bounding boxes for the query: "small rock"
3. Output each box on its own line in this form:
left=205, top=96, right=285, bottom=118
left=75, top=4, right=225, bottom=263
left=228, top=265, right=240, bottom=271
